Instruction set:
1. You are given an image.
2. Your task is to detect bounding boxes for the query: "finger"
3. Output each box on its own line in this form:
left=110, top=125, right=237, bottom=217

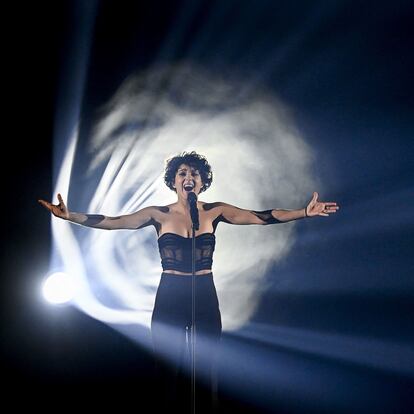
left=38, top=199, right=50, bottom=209
left=58, top=193, right=63, bottom=203
left=320, top=213, right=329, bottom=217
left=322, top=208, right=338, bottom=214
left=313, top=192, right=318, bottom=200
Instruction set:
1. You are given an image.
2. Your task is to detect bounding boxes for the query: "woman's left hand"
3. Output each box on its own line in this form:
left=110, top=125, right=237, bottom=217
left=305, top=192, right=339, bottom=217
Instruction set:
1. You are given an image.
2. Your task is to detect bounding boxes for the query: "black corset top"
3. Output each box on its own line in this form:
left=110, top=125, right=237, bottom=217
left=157, top=232, right=216, bottom=273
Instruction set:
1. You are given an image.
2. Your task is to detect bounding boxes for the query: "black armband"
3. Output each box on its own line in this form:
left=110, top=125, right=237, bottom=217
left=252, top=210, right=282, bottom=224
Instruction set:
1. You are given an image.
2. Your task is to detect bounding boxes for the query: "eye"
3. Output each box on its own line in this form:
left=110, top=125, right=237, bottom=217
left=179, top=172, right=186, bottom=176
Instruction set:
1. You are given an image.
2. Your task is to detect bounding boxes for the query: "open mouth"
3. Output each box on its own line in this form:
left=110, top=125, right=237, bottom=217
left=184, top=185, right=194, bottom=192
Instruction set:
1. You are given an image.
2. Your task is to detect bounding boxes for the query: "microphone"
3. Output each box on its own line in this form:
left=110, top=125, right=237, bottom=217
left=187, top=192, right=199, bottom=231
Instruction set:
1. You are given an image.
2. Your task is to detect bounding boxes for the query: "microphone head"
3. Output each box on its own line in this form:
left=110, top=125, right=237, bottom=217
left=187, top=191, right=197, bottom=203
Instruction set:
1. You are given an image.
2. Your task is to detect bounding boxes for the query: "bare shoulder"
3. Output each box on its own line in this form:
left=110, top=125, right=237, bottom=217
left=150, top=205, right=171, bottom=218
left=201, top=201, right=226, bottom=212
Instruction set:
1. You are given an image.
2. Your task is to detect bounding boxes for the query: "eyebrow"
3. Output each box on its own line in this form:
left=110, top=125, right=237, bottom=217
left=177, top=167, right=199, bottom=172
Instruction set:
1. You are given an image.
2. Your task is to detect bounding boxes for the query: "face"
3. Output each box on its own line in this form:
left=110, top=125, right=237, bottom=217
left=173, top=163, right=203, bottom=197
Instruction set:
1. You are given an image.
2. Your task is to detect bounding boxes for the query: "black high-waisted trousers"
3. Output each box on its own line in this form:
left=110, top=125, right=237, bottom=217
left=151, top=272, right=222, bottom=412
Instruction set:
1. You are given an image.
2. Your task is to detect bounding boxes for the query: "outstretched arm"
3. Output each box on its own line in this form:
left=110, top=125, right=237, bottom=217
left=211, top=192, right=339, bottom=225
left=38, top=193, right=157, bottom=230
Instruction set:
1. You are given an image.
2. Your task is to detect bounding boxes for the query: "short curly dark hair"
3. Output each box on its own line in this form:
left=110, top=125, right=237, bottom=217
left=164, top=151, right=213, bottom=193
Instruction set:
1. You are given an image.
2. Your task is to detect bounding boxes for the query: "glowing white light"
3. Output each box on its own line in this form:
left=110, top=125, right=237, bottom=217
left=53, top=62, right=317, bottom=330
left=42, top=272, right=76, bottom=304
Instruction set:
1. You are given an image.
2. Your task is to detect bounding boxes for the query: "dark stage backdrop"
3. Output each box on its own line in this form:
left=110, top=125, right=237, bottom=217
left=3, top=1, right=413, bottom=413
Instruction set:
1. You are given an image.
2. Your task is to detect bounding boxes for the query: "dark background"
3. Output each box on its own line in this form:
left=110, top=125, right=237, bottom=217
left=3, top=1, right=414, bottom=412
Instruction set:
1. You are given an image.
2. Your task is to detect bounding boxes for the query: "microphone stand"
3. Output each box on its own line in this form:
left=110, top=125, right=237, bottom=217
left=191, top=222, right=196, bottom=414
left=188, top=191, right=199, bottom=414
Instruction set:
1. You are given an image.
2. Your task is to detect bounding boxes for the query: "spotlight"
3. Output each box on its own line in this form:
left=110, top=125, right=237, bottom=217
left=42, top=272, right=76, bottom=304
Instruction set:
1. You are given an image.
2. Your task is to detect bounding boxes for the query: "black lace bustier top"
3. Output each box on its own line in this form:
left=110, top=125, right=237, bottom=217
left=157, top=232, right=216, bottom=272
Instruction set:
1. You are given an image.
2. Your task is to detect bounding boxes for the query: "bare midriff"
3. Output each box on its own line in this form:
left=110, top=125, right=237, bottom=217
left=163, top=269, right=212, bottom=276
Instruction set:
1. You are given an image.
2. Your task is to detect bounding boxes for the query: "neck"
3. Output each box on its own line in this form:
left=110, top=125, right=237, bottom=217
left=176, top=194, right=199, bottom=212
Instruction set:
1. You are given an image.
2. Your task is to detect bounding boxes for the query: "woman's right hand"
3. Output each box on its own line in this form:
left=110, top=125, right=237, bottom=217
left=38, top=193, right=70, bottom=220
